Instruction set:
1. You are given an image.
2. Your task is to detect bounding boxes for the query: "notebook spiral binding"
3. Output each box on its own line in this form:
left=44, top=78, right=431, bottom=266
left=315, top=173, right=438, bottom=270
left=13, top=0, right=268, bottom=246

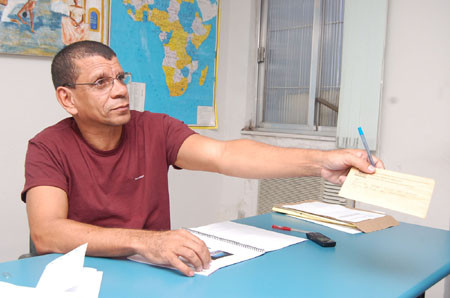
left=187, top=229, right=265, bottom=253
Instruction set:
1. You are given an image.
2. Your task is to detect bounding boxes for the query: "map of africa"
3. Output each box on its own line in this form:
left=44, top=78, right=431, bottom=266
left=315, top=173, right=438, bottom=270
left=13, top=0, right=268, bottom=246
left=110, top=0, right=219, bottom=127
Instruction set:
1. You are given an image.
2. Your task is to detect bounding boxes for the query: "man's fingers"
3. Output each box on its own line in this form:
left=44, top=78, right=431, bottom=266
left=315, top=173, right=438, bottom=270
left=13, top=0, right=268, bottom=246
left=346, top=152, right=373, bottom=174
left=179, top=229, right=206, bottom=247
left=168, top=254, right=195, bottom=277
left=178, top=246, right=206, bottom=272
left=373, top=156, right=385, bottom=169
left=167, top=243, right=210, bottom=277
left=140, top=229, right=211, bottom=276
left=179, top=233, right=211, bottom=270
left=347, top=150, right=385, bottom=173
left=338, top=175, right=347, bottom=184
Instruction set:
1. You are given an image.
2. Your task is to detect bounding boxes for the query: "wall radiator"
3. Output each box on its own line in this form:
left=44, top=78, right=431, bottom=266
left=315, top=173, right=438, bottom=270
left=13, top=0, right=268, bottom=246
left=257, top=177, right=352, bottom=214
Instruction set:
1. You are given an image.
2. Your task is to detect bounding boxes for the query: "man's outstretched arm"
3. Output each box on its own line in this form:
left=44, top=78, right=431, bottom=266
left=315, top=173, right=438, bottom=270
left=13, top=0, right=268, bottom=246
left=175, top=134, right=384, bottom=184
left=26, top=185, right=211, bottom=277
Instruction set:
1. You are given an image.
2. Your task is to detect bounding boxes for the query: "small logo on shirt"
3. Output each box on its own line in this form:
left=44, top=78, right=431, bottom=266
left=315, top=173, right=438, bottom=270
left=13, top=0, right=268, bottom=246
left=134, top=175, right=144, bottom=181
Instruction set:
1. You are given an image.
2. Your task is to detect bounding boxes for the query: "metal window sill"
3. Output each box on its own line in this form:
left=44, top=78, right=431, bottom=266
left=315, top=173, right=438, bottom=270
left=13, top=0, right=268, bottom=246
left=240, top=128, right=336, bottom=142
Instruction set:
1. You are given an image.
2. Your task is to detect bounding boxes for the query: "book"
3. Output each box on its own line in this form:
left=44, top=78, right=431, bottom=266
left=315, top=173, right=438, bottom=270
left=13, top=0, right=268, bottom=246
left=129, top=221, right=305, bottom=276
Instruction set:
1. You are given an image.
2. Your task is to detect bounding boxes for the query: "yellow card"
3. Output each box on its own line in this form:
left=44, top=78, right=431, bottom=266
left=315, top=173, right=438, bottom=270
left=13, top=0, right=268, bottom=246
left=339, top=168, right=435, bottom=218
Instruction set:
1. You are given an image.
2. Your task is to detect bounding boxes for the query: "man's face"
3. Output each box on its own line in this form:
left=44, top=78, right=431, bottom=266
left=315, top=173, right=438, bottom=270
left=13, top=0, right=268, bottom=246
left=69, top=55, right=131, bottom=127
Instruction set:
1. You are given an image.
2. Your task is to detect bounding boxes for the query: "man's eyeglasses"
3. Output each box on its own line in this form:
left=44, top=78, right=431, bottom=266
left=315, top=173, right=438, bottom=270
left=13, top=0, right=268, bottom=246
left=63, top=72, right=132, bottom=92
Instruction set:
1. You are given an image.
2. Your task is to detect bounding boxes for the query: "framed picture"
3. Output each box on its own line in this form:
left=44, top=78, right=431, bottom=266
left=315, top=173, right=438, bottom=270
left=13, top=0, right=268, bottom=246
left=0, top=0, right=110, bottom=57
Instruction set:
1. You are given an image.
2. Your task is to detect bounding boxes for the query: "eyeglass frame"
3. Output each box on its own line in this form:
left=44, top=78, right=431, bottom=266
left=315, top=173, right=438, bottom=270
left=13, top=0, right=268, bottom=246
left=62, top=72, right=132, bottom=92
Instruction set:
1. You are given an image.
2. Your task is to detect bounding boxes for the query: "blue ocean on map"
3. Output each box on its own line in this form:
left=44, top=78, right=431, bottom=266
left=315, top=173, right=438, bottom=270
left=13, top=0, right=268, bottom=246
left=110, top=1, right=218, bottom=125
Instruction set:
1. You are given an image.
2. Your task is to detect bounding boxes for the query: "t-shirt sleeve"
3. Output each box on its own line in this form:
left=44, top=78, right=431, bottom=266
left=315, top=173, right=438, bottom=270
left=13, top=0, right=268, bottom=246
left=21, top=140, right=68, bottom=202
left=162, top=114, right=196, bottom=166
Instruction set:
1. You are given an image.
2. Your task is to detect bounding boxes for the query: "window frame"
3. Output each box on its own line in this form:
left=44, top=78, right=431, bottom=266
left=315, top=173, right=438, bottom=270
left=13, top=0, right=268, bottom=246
left=254, top=0, right=341, bottom=136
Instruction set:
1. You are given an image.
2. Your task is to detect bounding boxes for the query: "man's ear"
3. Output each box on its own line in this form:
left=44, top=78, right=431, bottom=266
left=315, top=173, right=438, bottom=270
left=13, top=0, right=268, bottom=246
left=56, top=87, right=78, bottom=116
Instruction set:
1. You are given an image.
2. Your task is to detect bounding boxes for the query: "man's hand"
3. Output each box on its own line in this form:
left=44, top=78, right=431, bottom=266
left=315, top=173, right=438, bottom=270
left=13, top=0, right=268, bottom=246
left=136, top=229, right=211, bottom=277
left=320, top=149, right=384, bottom=184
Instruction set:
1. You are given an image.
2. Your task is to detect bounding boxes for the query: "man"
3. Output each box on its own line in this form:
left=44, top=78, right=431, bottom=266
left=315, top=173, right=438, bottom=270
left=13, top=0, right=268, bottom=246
left=22, top=41, right=383, bottom=277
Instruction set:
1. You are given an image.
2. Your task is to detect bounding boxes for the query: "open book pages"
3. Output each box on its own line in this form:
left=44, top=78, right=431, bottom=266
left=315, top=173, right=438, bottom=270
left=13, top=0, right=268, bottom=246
left=129, top=221, right=305, bottom=276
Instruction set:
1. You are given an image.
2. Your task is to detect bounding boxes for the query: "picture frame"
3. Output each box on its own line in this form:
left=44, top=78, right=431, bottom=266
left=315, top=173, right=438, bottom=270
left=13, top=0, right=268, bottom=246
left=0, top=0, right=110, bottom=57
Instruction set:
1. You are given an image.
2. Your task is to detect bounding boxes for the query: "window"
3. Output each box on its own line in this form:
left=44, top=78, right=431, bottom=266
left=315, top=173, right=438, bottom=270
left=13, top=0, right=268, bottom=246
left=255, top=0, right=345, bottom=135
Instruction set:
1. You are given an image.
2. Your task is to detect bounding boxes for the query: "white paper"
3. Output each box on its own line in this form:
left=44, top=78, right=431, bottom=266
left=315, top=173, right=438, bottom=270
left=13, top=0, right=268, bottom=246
left=339, top=168, right=435, bottom=218
left=37, top=243, right=87, bottom=291
left=128, top=82, right=146, bottom=111
left=285, top=201, right=384, bottom=223
left=0, top=243, right=103, bottom=298
left=196, top=106, right=216, bottom=127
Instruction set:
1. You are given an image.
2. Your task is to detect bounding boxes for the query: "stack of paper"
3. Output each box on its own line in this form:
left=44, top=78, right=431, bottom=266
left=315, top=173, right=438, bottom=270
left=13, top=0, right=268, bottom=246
left=273, top=200, right=399, bottom=233
left=0, top=243, right=103, bottom=298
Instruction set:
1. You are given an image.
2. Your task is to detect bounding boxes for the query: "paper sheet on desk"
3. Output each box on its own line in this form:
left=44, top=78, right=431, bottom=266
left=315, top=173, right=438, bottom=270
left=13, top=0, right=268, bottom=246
left=286, top=201, right=385, bottom=223
left=339, top=168, right=435, bottom=218
left=0, top=243, right=103, bottom=298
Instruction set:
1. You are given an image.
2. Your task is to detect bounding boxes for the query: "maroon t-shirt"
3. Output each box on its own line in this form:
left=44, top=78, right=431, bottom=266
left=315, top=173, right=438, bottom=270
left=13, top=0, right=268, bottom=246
left=21, top=110, right=195, bottom=230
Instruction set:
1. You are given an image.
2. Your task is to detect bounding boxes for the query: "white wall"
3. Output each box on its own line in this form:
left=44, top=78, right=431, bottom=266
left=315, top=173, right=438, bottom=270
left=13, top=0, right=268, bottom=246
left=0, top=0, right=448, bottom=296
left=0, top=55, right=68, bottom=261
left=370, top=1, right=450, bottom=296
left=374, top=0, right=450, bottom=231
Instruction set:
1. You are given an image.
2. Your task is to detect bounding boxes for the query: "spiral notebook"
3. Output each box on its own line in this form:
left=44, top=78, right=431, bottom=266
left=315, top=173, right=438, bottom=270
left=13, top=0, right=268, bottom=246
left=129, top=221, right=305, bottom=276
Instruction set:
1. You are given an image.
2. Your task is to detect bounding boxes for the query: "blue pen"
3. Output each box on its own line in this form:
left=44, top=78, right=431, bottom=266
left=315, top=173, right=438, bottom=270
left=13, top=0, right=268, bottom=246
left=357, top=127, right=376, bottom=167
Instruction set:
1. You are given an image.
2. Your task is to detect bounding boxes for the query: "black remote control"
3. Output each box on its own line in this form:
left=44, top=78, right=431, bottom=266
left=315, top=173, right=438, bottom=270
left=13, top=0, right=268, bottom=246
left=306, top=232, right=336, bottom=247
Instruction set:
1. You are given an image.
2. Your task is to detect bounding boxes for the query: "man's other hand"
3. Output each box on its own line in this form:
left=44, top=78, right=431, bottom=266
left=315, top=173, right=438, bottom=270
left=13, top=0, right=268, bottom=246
left=136, top=229, right=211, bottom=277
left=320, top=149, right=384, bottom=185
